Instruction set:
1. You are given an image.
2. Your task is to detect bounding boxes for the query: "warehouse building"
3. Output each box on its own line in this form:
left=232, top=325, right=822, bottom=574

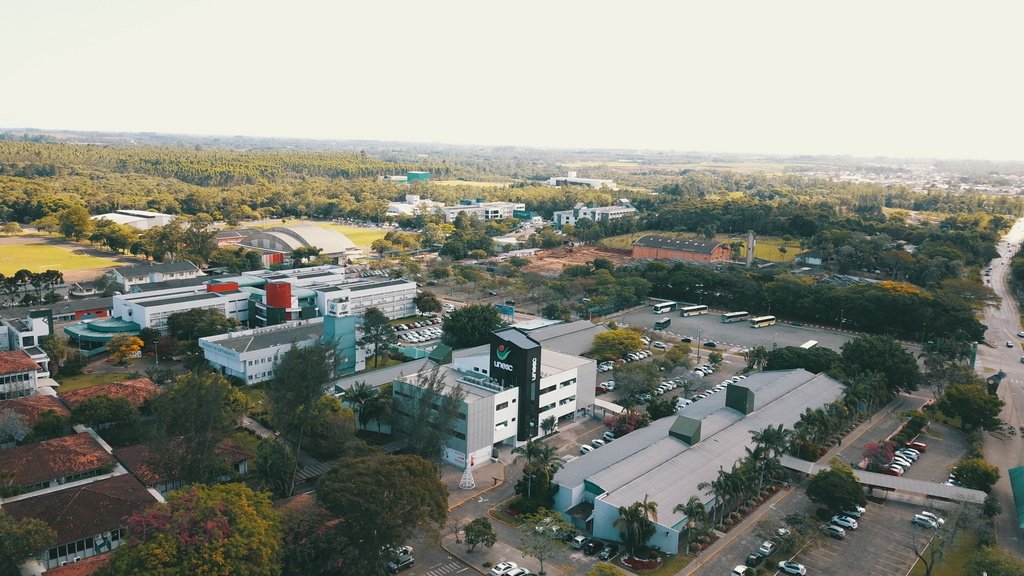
left=632, top=235, right=733, bottom=263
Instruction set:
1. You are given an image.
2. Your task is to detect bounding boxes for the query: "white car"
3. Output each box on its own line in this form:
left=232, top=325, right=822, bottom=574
left=919, top=511, right=945, bottom=526
left=676, top=398, right=693, bottom=408
left=831, top=515, right=858, bottom=530
left=490, top=562, right=520, bottom=576
left=653, top=341, right=667, bottom=349
left=604, top=381, right=616, bottom=391
left=912, top=515, right=938, bottom=529
left=777, top=561, right=807, bottom=576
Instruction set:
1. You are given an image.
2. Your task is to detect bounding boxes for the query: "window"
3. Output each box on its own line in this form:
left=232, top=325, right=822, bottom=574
left=495, top=421, right=508, bottom=430
left=496, top=401, right=509, bottom=410
left=539, top=385, right=556, bottom=395
left=560, top=378, right=576, bottom=388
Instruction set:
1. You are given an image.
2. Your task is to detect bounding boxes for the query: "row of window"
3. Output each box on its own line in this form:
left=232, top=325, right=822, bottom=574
left=46, top=529, right=123, bottom=563
left=23, top=469, right=104, bottom=492
left=0, top=372, right=30, bottom=385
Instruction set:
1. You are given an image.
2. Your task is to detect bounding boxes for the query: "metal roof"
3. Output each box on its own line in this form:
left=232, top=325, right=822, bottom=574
left=781, top=455, right=987, bottom=505
left=633, top=235, right=726, bottom=254
left=529, top=320, right=609, bottom=357
left=134, top=292, right=222, bottom=308
left=114, top=260, right=200, bottom=279
left=555, top=370, right=845, bottom=530
left=1010, top=466, right=1024, bottom=528
left=209, top=321, right=323, bottom=353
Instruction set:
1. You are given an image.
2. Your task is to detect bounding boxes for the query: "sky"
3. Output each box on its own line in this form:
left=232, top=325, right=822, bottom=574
left=2, top=0, right=1023, bottom=161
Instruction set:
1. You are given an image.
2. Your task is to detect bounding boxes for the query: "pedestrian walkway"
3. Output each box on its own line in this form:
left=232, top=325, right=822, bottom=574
left=418, top=559, right=471, bottom=576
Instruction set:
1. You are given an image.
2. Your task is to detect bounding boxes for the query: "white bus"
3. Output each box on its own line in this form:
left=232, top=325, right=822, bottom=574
left=800, top=340, right=818, bottom=349
left=680, top=305, right=709, bottom=317
left=721, top=311, right=750, bottom=323
left=652, top=301, right=677, bottom=314
left=749, top=315, right=777, bottom=328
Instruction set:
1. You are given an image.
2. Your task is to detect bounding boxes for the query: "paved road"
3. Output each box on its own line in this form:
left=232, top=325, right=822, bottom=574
left=978, top=217, right=1024, bottom=556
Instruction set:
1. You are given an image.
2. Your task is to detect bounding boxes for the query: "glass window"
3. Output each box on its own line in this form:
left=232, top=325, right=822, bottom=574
left=496, top=401, right=508, bottom=410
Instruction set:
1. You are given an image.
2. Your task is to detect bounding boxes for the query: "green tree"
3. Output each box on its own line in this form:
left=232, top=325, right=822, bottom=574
left=413, top=290, right=442, bottom=313
left=541, top=302, right=571, bottom=321
left=70, top=396, right=137, bottom=429
left=252, top=439, right=298, bottom=499
left=589, top=329, right=644, bottom=362
left=765, top=345, right=842, bottom=374
left=358, top=307, right=398, bottom=368
left=166, top=308, right=240, bottom=342
left=316, top=455, right=447, bottom=575
left=30, top=409, right=70, bottom=441
left=463, top=517, right=497, bottom=552
left=806, top=459, right=867, bottom=512
left=841, top=334, right=921, bottom=393
left=99, top=484, right=282, bottom=576
left=674, top=495, right=709, bottom=554
left=56, top=205, right=93, bottom=240
left=441, top=304, right=505, bottom=349
left=953, top=458, right=1000, bottom=492
left=938, top=384, right=1004, bottom=431
left=268, top=343, right=336, bottom=496
left=614, top=495, right=658, bottom=556
left=107, top=334, right=143, bottom=367
left=395, top=366, right=467, bottom=462
left=519, top=509, right=571, bottom=576
left=279, top=496, right=340, bottom=576
left=137, top=327, right=162, bottom=355
left=150, top=372, right=245, bottom=485
left=707, top=350, right=723, bottom=367
left=512, top=439, right=562, bottom=509
left=613, top=362, right=659, bottom=402
left=646, top=396, right=677, bottom=420
left=966, top=546, right=1024, bottom=576
left=0, top=509, right=56, bottom=575
left=38, top=334, right=67, bottom=377
left=0, top=222, right=21, bottom=236
left=0, top=409, right=29, bottom=445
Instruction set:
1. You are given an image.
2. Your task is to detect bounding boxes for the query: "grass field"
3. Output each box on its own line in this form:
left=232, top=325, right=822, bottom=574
left=0, top=244, right=121, bottom=276
left=56, top=371, right=128, bottom=393
left=909, top=531, right=977, bottom=576
left=600, top=231, right=804, bottom=263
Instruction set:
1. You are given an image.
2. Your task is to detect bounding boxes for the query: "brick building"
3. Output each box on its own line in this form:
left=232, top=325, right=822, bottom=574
left=632, top=235, right=732, bottom=263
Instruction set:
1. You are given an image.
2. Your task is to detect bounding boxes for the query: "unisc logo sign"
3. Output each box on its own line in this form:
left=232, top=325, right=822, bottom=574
left=496, top=344, right=512, bottom=361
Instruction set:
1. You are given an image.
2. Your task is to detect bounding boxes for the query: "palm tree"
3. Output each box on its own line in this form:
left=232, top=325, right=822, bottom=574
left=361, top=393, right=395, bottom=434
left=512, top=439, right=561, bottom=499
left=340, top=381, right=376, bottom=430
left=674, top=496, right=708, bottom=554
left=614, top=495, right=658, bottom=556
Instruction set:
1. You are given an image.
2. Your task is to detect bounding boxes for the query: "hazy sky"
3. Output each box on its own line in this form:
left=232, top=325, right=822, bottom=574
left=3, top=1, right=1023, bottom=160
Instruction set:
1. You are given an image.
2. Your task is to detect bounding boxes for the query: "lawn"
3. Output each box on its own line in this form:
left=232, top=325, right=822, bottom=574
left=0, top=244, right=121, bottom=275
left=314, top=223, right=387, bottom=249
left=909, top=530, right=977, bottom=576
left=56, top=371, right=128, bottom=393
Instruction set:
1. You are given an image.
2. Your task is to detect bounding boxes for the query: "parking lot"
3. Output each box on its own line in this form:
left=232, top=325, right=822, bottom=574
left=616, top=307, right=856, bottom=354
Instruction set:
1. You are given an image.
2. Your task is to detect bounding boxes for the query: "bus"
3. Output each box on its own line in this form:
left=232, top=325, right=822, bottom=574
left=652, top=301, right=677, bottom=314
left=680, top=305, right=709, bottom=317
left=749, top=315, right=777, bottom=328
left=654, top=317, right=672, bottom=330
left=721, top=311, right=750, bottom=323
left=800, top=340, right=818, bottom=349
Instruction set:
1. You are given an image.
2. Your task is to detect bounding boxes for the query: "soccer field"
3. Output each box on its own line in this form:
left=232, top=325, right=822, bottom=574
left=313, top=223, right=387, bottom=249
left=0, top=244, right=120, bottom=276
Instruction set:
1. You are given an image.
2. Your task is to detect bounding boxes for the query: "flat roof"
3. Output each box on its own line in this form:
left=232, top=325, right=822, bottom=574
left=556, top=369, right=844, bottom=529
left=131, top=276, right=209, bottom=292
left=493, top=327, right=541, bottom=350
left=210, top=321, right=323, bottom=353
left=134, top=292, right=222, bottom=308
left=332, top=358, right=432, bottom=393
left=348, top=279, right=414, bottom=292
left=529, top=320, right=608, bottom=357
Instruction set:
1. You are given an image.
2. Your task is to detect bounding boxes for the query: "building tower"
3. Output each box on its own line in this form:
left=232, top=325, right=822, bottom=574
left=746, top=230, right=757, bottom=267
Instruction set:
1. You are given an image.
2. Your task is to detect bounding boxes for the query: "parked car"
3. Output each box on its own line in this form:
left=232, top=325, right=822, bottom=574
left=704, top=341, right=717, bottom=348
left=905, top=440, right=928, bottom=452
left=571, top=535, right=587, bottom=549
left=777, top=561, right=808, bottom=575
left=756, top=541, right=776, bottom=556
left=772, top=527, right=792, bottom=541
left=591, top=439, right=606, bottom=448
left=919, top=511, right=945, bottom=526
left=831, top=515, right=858, bottom=530
left=490, top=562, right=520, bottom=576
left=580, top=445, right=594, bottom=455
left=1008, top=341, right=1015, bottom=348
left=603, top=431, right=616, bottom=442
left=681, top=337, right=693, bottom=343
left=598, top=543, right=620, bottom=560
left=745, top=553, right=765, bottom=567
left=504, top=569, right=529, bottom=576
left=881, top=466, right=903, bottom=476
left=583, top=539, right=602, bottom=555
left=731, top=566, right=750, bottom=576
left=912, top=515, right=938, bottom=529
left=604, top=381, right=616, bottom=391
left=653, top=341, right=667, bottom=349
left=841, top=505, right=866, bottom=518
left=895, top=449, right=919, bottom=461
left=387, top=556, right=414, bottom=573
left=822, top=525, right=846, bottom=539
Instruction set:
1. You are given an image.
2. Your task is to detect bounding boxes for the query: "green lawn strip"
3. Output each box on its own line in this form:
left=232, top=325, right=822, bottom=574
left=909, top=530, right=977, bottom=576
left=0, top=243, right=120, bottom=275
left=486, top=497, right=525, bottom=528
left=56, top=371, right=127, bottom=393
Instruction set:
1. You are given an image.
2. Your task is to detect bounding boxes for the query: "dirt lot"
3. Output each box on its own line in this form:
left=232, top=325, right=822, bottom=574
left=523, top=246, right=633, bottom=276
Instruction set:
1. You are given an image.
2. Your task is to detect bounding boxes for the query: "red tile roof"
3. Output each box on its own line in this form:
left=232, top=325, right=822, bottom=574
left=40, top=552, right=111, bottom=576
left=114, top=438, right=252, bottom=487
left=2, top=474, right=158, bottom=545
left=0, top=395, right=70, bottom=427
left=0, top=432, right=115, bottom=487
left=0, top=350, right=40, bottom=375
left=61, top=377, right=160, bottom=408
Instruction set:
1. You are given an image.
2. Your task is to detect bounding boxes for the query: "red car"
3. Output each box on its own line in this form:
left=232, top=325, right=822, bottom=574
left=880, top=466, right=903, bottom=476
left=905, top=441, right=927, bottom=452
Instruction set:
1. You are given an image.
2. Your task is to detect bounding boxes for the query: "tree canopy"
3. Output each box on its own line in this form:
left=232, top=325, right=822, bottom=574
left=589, top=329, right=643, bottom=362
left=938, top=384, right=1003, bottom=431
left=806, top=460, right=867, bottom=512
left=441, top=304, right=505, bottom=349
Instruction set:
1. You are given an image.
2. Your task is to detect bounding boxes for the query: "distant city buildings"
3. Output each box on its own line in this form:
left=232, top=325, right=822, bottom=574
left=547, top=171, right=617, bottom=190
left=552, top=200, right=636, bottom=228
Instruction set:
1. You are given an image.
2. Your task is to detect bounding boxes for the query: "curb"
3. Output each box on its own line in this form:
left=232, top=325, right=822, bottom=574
left=440, top=538, right=488, bottom=575
left=448, top=462, right=506, bottom=512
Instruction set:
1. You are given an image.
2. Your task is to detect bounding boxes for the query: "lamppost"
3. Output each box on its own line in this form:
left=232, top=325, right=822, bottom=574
left=696, top=329, right=703, bottom=362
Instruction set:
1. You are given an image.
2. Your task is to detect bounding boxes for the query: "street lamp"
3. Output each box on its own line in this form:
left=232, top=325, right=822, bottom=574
left=696, top=329, right=703, bottom=362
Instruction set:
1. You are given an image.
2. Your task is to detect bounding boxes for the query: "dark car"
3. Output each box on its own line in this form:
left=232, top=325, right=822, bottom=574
left=488, top=291, right=498, bottom=296
left=745, top=553, right=765, bottom=568
left=681, top=337, right=693, bottom=343
left=583, top=539, right=602, bottom=555
left=505, top=299, right=516, bottom=305
left=386, top=555, right=414, bottom=573
left=598, top=543, right=620, bottom=560
left=703, top=341, right=717, bottom=348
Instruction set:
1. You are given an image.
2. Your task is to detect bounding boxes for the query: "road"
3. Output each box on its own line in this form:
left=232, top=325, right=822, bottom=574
left=978, top=217, right=1024, bottom=556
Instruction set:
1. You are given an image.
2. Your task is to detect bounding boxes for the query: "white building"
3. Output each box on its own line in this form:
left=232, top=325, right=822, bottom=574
left=552, top=200, right=636, bottom=229
left=114, top=286, right=251, bottom=331
left=0, top=311, right=53, bottom=377
left=441, top=199, right=525, bottom=223
left=239, top=225, right=362, bottom=263
left=386, top=195, right=445, bottom=218
left=391, top=328, right=596, bottom=468
left=547, top=171, right=617, bottom=190
left=315, top=278, right=418, bottom=320
left=108, top=261, right=203, bottom=291
left=552, top=369, right=844, bottom=555
left=0, top=350, right=41, bottom=400
left=199, top=315, right=365, bottom=385
left=91, top=209, right=175, bottom=230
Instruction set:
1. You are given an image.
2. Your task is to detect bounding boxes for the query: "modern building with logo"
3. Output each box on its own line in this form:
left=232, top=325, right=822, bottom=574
left=441, top=199, right=526, bottom=223
left=391, top=328, right=596, bottom=468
